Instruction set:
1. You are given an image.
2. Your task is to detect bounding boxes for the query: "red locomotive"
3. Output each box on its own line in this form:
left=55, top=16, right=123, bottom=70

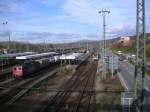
left=12, top=52, right=60, bottom=78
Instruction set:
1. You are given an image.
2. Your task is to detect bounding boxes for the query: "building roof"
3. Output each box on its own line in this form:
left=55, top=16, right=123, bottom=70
left=0, top=52, right=35, bottom=58
left=15, top=52, right=57, bottom=60
left=60, top=53, right=83, bottom=60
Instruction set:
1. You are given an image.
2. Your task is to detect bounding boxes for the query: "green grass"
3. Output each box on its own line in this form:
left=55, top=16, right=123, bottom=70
left=110, top=42, right=136, bottom=54
left=146, top=70, right=150, bottom=77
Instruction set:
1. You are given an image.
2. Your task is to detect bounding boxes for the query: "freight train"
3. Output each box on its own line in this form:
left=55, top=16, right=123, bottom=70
left=12, top=52, right=60, bottom=78
left=0, top=52, right=35, bottom=68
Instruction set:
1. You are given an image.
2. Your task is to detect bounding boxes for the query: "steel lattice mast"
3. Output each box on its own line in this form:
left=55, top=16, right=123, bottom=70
left=135, top=0, right=146, bottom=111
left=98, top=10, right=110, bottom=78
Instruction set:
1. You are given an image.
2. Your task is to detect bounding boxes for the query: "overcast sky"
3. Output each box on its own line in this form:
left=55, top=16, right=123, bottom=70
left=0, top=0, right=149, bottom=43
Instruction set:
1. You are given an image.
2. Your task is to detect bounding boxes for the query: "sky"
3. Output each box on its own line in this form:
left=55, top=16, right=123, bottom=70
left=0, top=0, right=149, bottom=43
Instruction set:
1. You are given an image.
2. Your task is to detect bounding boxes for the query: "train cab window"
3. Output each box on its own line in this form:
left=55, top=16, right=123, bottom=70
left=18, top=67, right=22, bottom=70
left=14, top=68, right=17, bottom=70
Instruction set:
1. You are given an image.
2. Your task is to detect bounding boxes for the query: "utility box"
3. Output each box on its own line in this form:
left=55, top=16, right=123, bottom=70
left=108, top=56, right=119, bottom=71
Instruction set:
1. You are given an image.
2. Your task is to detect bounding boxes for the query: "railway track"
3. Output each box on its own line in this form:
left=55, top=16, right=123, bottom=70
left=0, top=67, right=12, bottom=81
left=0, top=77, right=16, bottom=91
left=74, top=61, right=97, bottom=112
left=39, top=60, right=98, bottom=112
left=0, top=57, right=91, bottom=112
left=0, top=65, right=59, bottom=111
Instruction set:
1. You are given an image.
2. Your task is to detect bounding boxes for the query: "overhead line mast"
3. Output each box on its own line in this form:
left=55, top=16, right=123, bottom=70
left=135, top=0, right=146, bottom=111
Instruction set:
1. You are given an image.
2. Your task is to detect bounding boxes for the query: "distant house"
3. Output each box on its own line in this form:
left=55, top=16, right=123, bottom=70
left=119, top=36, right=130, bottom=42
left=118, top=36, right=131, bottom=46
left=108, top=33, right=150, bottom=45
left=0, top=49, right=7, bottom=54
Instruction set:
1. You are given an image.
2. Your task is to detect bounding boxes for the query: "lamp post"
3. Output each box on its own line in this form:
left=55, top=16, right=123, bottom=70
left=98, top=10, right=110, bottom=78
left=2, top=21, right=10, bottom=52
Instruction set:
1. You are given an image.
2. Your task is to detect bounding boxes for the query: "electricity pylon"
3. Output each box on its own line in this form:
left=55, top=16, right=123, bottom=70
left=134, top=0, right=146, bottom=111
left=98, top=10, right=110, bottom=78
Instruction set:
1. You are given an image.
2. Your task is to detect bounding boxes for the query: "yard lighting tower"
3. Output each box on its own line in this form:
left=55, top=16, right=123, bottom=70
left=98, top=10, right=110, bottom=78
left=2, top=21, right=10, bottom=51
left=134, top=0, right=146, bottom=111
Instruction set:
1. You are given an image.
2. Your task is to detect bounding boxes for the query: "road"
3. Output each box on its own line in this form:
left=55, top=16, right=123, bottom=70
left=118, top=60, right=150, bottom=111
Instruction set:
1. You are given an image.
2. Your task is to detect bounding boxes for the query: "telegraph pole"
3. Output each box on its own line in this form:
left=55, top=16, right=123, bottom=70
left=111, top=55, right=114, bottom=78
left=134, top=0, right=145, bottom=111
left=86, top=40, right=89, bottom=52
left=8, top=32, right=11, bottom=50
left=98, top=10, right=110, bottom=78
left=26, top=41, right=30, bottom=52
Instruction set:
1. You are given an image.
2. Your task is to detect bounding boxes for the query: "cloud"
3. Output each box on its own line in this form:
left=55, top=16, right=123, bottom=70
left=0, top=31, right=10, bottom=41
left=0, top=0, right=28, bottom=14
left=38, top=0, right=64, bottom=6
left=62, top=0, right=136, bottom=27
left=0, top=32, right=9, bottom=37
left=0, top=0, right=149, bottom=43
left=9, top=32, right=82, bottom=43
left=86, top=34, right=100, bottom=40
left=62, top=0, right=149, bottom=36
left=62, top=0, right=100, bottom=27
left=107, top=25, right=135, bottom=38
left=26, top=32, right=53, bottom=37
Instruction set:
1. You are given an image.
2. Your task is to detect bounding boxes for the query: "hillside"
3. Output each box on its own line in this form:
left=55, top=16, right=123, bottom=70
left=0, top=40, right=100, bottom=53
left=110, top=33, right=150, bottom=56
